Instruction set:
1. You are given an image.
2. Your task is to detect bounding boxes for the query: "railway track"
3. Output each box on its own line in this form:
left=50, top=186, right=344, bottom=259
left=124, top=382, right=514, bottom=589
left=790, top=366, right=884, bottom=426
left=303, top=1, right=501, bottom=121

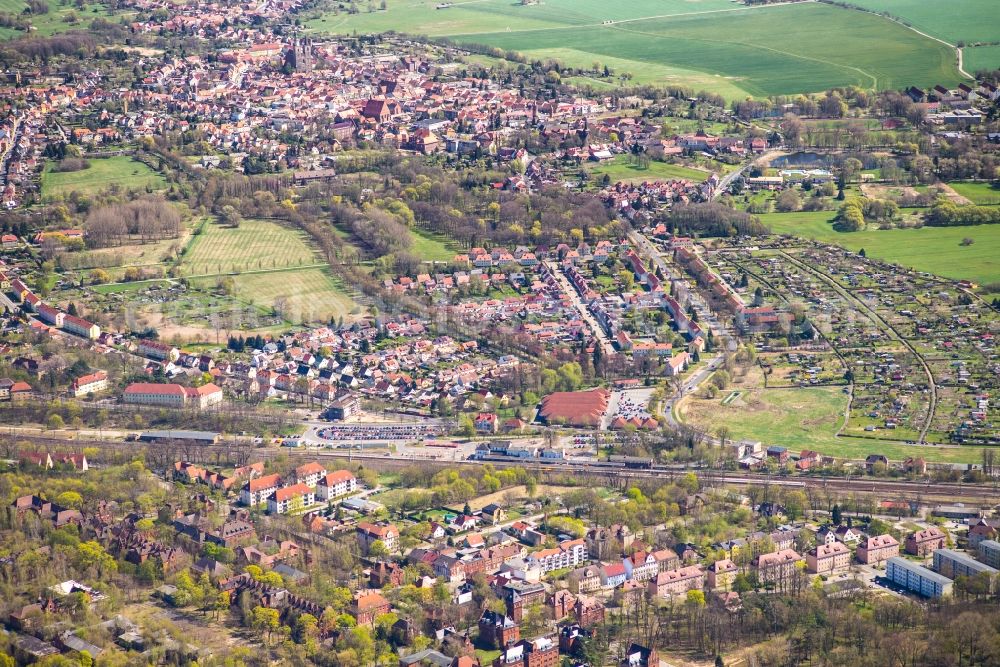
left=13, top=433, right=1000, bottom=504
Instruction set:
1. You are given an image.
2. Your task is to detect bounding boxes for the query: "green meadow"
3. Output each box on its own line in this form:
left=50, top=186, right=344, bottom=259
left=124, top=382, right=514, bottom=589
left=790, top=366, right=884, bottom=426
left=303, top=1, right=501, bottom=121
left=759, top=211, right=1000, bottom=285
left=41, top=157, right=166, bottom=201
left=588, top=155, right=710, bottom=184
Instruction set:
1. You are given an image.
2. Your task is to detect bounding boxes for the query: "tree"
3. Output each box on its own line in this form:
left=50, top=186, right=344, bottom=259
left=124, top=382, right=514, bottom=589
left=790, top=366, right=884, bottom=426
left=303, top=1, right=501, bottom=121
left=250, top=606, right=281, bottom=644
left=832, top=504, right=842, bottom=525
left=55, top=491, right=83, bottom=508
left=46, top=413, right=65, bottom=430
left=368, top=539, right=389, bottom=559
left=686, top=589, right=706, bottom=607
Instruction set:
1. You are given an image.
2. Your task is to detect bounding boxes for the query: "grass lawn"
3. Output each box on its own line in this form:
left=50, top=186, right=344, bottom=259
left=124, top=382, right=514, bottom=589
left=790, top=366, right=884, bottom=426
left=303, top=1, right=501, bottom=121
left=181, top=219, right=325, bottom=276
left=759, top=211, right=1000, bottom=285
left=588, top=155, right=709, bottom=183
left=91, top=279, right=171, bottom=294
left=411, top=228, right=459, bottom=263
left=41, top=156, right=166, bottom=201
left=679, top=385, right=985, bottom=464
left=947, top=181, right=1000, bottom=206
left=180, top=219, right=359, bottom=323
left=843, top=0, right=1000, bottom=44
left=189, top=266, right=358, bottom=323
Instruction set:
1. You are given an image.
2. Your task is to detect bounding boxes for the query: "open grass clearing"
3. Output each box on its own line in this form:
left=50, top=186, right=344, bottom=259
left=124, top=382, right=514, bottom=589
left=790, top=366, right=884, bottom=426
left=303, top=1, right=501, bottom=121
left=410, top=228, right=459, bottom=263
left=678, top=375, right=984, bottom=464
left=0, top=0, right=120, bottom=39
left=947, top=181, right=1000, bottom=207
left=188, top=267, right=359, bottom=324
left=587, top=154, right=710, bottom=183
left=449, top=3, right=963, bottom=97
left=41, top=156, right=166, bottom=201
left=759, top=211, right=1000, bottom=285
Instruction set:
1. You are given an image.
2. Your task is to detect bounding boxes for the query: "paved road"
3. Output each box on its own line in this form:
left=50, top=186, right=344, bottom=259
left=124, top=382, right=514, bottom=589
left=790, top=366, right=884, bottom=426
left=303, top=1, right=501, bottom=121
left=664, top=354, right=725, bottom=429
left=544, top=260, right=616, bottom=357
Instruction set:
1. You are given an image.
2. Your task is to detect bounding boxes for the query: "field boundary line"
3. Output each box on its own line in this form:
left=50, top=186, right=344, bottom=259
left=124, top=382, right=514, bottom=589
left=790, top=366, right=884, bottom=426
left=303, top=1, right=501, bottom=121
left=822, top=0, right=973, bottom=79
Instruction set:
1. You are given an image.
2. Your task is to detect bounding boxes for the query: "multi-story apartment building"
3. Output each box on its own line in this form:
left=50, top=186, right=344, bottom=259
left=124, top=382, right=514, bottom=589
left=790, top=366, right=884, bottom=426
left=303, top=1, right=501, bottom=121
left=240, top=474, right=282, bottom=506
left=933, top=548, right=999, bottom=584
left=755, top=549, right=803, bottom=585
left=123, top=382, right=223, bottom=409
left=856, top=534, right=900, bottom=565
left=357, top=522, right=399, bottom=554
left=316, top=470, right=357, bottom=500
left=706, top=559, right=738, bottom=590
left=268, top=483, right=314, bottom=514
left=886, top=557, right=953, bottom=598
left=293, top=461, right=327, bottom=488
left=647, top=565, right=704, bottom=598
left=525, top=539, right=588, bottom=573
left=977, top=539, right=1000, bottom=570
left=905, top=527, right=946, bottom=556
left=71, top=370, right=108, bottom=397
left=806, top=542, right=852, bottom=575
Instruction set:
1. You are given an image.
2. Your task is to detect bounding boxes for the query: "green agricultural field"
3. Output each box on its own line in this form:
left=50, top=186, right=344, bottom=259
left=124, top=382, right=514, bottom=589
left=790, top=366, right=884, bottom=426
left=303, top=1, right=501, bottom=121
left=307, top=0, right=736, bottom=37
left=309, top=1, right=967, bottom=98
left=963, top=45, right=1000, bottom=74
left=679, top=385, right=985, bottom=464
left=759, top=211, right=1000, bottom=285
left=844, top=0, right=1000, bottom=45
left=41, top=157, right=166, bottom=201
left=948, top=181, right=1000, bottom=206
left=588, top=155, right=709, bottom=183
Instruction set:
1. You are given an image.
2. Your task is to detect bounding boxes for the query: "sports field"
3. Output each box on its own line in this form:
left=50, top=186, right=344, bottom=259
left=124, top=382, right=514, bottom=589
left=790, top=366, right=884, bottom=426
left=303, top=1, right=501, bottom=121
left=844, top=0, right=1000, bottom=45
left=759, top=211, right=1000, bottom=285
left=309, top=1, right=966, bottom=97
left=588, top=155, right=710, bottom=184
left=41, top=156, right=166, bottom=201
left=181, top=219, right=358, bottom=322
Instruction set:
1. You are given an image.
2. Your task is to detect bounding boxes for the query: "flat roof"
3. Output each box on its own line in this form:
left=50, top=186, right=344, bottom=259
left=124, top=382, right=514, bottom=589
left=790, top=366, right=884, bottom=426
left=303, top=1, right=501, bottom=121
left=979, top=539, right=1000, bottom=551
left=140, top=430, right=220, bottom=441
left=887, top=557, right=953, bottom=585
left=935, top=548, right=1000, bottom=574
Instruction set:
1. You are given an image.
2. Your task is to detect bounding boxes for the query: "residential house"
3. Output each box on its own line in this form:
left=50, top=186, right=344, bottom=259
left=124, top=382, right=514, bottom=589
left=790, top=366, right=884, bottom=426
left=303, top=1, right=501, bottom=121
left=357, top=522, right=399, bottom=554
left=706, top=559, right=738, bottom=591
